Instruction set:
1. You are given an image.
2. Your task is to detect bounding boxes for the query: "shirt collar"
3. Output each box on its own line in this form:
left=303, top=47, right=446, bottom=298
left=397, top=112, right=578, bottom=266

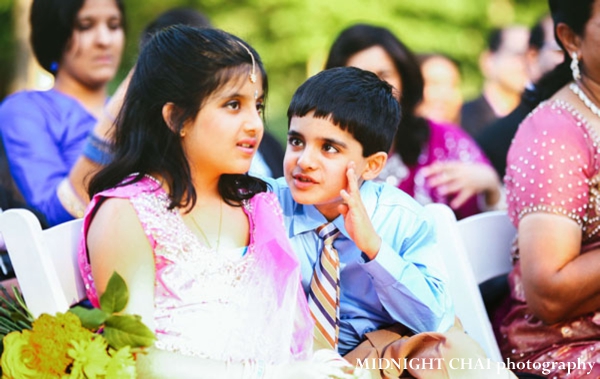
left=289, top=181, right=379, bottom=239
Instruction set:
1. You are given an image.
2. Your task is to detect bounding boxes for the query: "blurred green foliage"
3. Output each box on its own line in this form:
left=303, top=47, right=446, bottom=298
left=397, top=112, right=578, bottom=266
left=0, top=0, right=15, bottom=101
left=1, top=0, right=549, bottom=143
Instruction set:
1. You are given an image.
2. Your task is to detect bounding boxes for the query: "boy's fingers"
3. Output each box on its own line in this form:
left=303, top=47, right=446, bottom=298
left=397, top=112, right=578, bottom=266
left=338, top=203, right=349, bottom=217
left=346, top=162, right=360, bottom=195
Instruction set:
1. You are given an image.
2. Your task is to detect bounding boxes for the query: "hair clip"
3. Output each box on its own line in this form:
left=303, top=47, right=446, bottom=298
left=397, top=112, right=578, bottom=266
left=236, top=41, right=257, bottom=83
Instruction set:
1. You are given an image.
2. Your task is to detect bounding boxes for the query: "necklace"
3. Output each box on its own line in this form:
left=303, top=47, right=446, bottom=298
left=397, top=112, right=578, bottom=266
left=191, top=200, right=223, bottom=252
left=569, top=82, right=600, bottom=119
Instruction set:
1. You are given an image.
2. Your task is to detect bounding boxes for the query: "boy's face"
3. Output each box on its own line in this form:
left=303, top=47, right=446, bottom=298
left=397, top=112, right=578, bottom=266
left=284, top=112, right=371, bottom=220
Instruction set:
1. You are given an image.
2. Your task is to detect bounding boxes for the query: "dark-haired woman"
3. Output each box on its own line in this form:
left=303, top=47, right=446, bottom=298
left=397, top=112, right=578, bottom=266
left=325, top=24, right=502, bottom=219
left=0, top=0, right=125, bottom=226
left=499, top=0, right=600, bottom=377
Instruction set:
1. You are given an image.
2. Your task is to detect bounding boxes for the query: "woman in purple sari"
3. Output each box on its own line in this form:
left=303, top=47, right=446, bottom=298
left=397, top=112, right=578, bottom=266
left=324, top=24, right=502, bottom=219
left=0, top=0, right=126, bottom=226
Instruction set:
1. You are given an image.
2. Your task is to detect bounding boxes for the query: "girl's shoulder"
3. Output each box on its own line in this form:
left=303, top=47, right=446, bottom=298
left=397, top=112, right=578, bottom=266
left=246, top=191, right=285, bottom=226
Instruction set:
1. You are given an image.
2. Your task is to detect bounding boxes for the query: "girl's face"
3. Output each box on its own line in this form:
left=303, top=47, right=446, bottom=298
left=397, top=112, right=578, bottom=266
left=346, top=45, right=403, bottom=95
left=181, top=71, right=265, bottom=179
left=58, top=0, right=124, bottom=89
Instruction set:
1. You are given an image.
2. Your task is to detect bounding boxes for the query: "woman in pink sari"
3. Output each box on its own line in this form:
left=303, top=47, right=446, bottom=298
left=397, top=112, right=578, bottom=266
left=78, top=26, right=365, bottom=378
left=499, top=0, right=600, bottom=377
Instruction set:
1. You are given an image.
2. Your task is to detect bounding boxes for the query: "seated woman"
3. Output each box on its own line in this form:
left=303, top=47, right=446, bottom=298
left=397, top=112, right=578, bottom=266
left=499, top=0, right=600, bottom=378
left=79, top=25, right=364, bottom=378
left=0, top=0, right=126, bottom=226
left=324, top=24, right=502, bottom=219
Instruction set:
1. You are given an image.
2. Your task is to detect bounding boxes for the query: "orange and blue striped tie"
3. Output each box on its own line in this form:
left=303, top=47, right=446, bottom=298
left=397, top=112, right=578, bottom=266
left=308, top=222, right=341, bottom=350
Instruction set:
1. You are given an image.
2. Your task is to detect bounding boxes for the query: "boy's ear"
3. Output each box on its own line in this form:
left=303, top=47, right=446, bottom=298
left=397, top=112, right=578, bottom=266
left=361, top=151, right=388, bottom=181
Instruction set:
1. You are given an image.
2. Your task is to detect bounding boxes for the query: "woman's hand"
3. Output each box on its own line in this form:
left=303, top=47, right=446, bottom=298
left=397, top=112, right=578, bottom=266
left=421, top=162, right=502, bottom=209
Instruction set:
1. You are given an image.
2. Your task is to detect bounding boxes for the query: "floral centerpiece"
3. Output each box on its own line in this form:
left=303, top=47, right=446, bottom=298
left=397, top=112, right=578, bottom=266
left=0, top=272, right=155, bottom=378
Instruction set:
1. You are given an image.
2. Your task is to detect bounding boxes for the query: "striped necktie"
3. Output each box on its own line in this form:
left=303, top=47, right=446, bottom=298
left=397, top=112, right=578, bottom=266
left=308, top=222, right=341, bottom=351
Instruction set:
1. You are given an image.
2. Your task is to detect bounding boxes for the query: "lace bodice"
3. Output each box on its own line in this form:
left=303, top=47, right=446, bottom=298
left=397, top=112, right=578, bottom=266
left=78, top=176, right=313, bottom=364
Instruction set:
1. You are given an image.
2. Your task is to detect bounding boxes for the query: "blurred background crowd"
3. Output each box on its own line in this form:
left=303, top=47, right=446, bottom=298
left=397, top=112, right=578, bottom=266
left=0, top=0, right=548, bottom=143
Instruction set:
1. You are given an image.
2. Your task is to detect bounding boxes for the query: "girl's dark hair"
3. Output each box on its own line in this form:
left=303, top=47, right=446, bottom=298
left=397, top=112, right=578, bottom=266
left=88, top=25, right=268, bottom=210
left=29, top=0, right=126, bottom=75
left=529, top=0, right=595, bottom=106
left=325, top=23, right=429, bottom=166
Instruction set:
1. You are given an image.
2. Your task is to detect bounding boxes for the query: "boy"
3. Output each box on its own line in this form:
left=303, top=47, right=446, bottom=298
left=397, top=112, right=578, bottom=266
left=263, top=67, right=514, bottom=378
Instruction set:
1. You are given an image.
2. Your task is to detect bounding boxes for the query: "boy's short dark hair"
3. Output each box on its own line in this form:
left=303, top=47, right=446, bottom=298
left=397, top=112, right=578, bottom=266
left=287, top=67, right=401, bottom=157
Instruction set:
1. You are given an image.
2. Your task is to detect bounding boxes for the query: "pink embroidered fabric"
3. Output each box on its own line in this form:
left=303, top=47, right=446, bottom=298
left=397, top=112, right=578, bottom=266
left=501, top=100, right=600, bottom=378
left=376, top=119, right=491, bottom=219
left=78, top=176, right=313, bottom=364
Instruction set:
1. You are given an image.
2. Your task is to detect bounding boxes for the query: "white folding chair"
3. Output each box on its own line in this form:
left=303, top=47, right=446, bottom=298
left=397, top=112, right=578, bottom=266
left=457, top=210, right=516, bottom=286
left=424, top=203, right=503, bottom=362
left=0, top=208, right=85, bottom=317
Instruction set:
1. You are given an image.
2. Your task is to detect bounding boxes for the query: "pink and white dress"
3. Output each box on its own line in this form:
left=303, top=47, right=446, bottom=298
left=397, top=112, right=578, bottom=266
left=78, top=176, right=313, bottom=364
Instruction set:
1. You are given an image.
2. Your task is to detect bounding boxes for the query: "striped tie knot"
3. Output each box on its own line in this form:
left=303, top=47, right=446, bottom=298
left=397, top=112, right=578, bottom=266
left=317, top=222, right=340, bottom=247
left=309, top=222, right=341, bottom=350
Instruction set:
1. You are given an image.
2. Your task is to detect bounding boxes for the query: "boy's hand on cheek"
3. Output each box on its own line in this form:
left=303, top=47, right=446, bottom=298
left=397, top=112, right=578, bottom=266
left=338, top=162, right=381, bottom=261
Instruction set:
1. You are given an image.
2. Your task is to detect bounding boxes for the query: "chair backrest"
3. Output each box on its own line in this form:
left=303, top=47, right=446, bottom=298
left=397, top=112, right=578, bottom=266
left=457, top=210, right=516, bottom=285
left=424, top=203, right=503, bottom=362
left=0, top=208, right=85, bottom=317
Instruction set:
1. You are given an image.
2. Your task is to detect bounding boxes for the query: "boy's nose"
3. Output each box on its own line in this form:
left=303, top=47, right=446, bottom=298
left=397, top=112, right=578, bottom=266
left=297, top=149, right=317, bottom=170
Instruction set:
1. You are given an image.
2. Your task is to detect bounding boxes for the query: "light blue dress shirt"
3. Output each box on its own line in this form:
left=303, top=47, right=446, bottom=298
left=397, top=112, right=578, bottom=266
left=265, top=177, right=455, bottom=354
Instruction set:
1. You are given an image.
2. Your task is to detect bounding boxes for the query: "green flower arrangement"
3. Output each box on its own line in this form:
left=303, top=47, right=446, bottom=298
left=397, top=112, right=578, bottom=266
left=0, top=272, right=155, bottom=378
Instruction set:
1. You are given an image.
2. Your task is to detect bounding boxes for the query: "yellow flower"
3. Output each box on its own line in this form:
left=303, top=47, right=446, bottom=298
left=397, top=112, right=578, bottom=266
left=28, top=312, right=94, bottom=376
left=1, top=330, right=42, bottom=379
left=67, top=336, right=110, bottom=379
left=105, top=347, right=136, bottom=379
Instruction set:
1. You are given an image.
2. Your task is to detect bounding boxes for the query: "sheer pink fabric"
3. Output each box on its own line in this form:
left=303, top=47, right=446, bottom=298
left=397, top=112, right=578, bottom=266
left=502, top=100, right=600, bottom=378
left=78, top=176, right=313, bottom=364
left=376, top=119, right=491, bottom=219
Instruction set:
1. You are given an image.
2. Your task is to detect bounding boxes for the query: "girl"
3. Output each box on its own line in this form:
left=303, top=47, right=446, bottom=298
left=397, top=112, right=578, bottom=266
left=79, top=25, right=362, bottom=378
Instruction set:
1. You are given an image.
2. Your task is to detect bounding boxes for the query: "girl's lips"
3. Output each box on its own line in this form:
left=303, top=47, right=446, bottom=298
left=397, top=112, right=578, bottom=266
left=236, top=138, right=257, bottom=154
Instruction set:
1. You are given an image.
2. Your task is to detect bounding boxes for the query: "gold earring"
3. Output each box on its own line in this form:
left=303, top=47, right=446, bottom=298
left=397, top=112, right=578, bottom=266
left=180, top=130, right=186, bottom=138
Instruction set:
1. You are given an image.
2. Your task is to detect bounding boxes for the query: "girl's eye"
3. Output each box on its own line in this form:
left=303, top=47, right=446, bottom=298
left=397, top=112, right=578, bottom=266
left=226, top=101, right=240, bottom=110
left=256, top=102, right=265, bottom=115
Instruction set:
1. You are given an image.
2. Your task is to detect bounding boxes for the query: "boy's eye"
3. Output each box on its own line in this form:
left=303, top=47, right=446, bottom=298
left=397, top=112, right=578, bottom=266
left=323, top=143, right=339, bottom=153
left=288, top=137, right=303, bottom=147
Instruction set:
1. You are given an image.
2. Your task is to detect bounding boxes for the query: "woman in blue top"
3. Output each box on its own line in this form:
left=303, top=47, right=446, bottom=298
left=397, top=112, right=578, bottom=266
left=0, top=0, right=126, bottom=226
